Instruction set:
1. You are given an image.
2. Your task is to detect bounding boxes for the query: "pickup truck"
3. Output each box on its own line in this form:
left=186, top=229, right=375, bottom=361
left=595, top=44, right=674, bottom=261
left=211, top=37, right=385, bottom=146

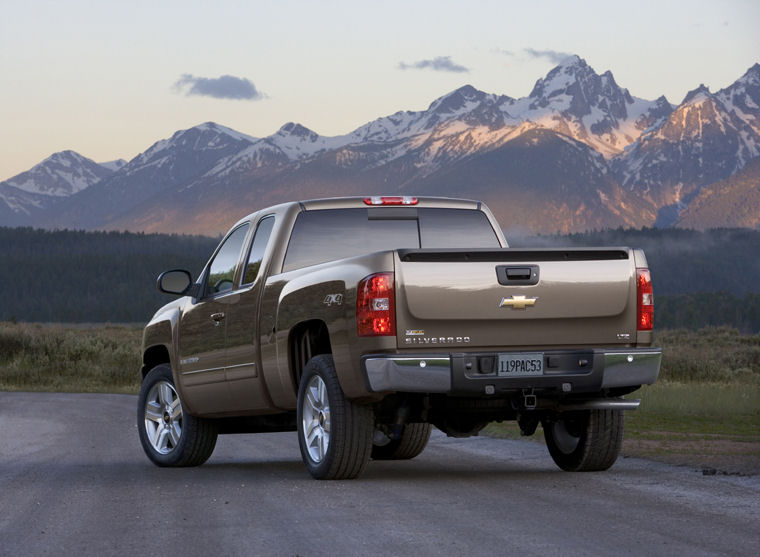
left=138, top=196, right=661, bottom=479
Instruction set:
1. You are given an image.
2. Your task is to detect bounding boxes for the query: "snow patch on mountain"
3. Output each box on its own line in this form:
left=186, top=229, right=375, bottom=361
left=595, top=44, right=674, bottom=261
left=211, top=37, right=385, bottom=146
left=267, top=122, right=351, bottom=158
left=122, top=122, right=258, bottom=178
left=612, top=77, right=760, bottom=219
left=1, top=150, right=114, bottom=197
left=716, top=63, right=760, bottom=135
left=484, top=56, right=673, bottom=158
left=195, top=122, right=259, bottom=143
left=0, top=185, right=47, bottom=214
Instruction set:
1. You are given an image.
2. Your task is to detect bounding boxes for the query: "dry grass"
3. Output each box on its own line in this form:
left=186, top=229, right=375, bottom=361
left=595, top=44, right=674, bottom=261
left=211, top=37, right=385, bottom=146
left=0, top=322, right=142, bottom=393
left=656, top=327, right=760, bottom=383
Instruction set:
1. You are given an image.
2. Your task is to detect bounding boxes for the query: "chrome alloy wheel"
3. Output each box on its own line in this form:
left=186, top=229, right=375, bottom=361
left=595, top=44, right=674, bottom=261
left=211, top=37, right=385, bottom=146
left=144, top=380, right=183, bottom=454
left=301, top=375, right=331, bottom=463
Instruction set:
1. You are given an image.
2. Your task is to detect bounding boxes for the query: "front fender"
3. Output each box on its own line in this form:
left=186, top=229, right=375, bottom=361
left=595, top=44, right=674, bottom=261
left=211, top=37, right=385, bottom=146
left=141, top=303, right=190, bottom=407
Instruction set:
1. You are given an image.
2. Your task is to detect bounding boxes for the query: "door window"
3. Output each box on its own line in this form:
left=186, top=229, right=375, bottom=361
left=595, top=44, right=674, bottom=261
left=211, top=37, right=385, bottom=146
left=205, top=223, right=250, bottom=296
left=243, top=216, right=275, bottom=285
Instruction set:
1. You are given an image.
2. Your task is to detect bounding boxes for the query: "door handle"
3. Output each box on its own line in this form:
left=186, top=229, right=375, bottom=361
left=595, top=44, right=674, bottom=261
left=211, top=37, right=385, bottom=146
left=210, top=312, right=225, bottom=326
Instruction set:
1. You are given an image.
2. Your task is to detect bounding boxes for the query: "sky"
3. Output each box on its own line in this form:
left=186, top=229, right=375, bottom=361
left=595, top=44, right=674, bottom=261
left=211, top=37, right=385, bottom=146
left=1, top=0, right=759, bottom=181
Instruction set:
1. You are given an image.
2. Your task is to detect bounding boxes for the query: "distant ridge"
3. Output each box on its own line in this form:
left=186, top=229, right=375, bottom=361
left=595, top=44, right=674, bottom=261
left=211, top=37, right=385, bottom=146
left=2, top=57, right=758, bottom=235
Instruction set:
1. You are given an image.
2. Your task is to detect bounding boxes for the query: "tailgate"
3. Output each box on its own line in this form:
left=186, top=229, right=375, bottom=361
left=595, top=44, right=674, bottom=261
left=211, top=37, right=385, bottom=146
left=394, top=248, right=637, bottom=348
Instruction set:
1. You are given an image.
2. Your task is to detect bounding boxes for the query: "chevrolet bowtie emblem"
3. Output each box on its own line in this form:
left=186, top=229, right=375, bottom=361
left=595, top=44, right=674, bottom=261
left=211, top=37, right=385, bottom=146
left=499, top=295, right=538, bottom=309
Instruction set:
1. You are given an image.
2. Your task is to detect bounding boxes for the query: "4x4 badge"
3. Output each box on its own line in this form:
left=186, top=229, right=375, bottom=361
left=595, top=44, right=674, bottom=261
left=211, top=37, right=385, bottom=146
left=499, top=295, right=538, bottom=310
left=323, top=293, right=343, bottom=306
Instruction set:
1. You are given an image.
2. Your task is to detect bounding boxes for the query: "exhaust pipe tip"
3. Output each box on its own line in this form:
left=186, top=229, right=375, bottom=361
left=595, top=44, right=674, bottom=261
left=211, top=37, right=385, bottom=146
left=554, top=398, right=641, bottom=412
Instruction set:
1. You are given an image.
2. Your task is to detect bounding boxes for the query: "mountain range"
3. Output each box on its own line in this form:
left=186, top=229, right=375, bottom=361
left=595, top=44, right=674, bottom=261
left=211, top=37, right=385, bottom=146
left=2, top=55, right=758, bottom=235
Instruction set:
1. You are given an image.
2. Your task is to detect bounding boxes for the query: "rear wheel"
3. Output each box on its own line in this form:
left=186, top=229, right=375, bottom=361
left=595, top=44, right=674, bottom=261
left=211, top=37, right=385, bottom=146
left=372, top=423, right=432, bottom=460
left=297, top=355, right=373, bottom=479
left=542, top=409, right=624, bottom=472
left=137, top=364, right=218, bottom=467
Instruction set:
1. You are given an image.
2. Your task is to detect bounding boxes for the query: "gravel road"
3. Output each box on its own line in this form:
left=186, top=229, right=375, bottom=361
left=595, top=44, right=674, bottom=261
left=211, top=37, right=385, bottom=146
left=1, top=392, right=758, bottom=556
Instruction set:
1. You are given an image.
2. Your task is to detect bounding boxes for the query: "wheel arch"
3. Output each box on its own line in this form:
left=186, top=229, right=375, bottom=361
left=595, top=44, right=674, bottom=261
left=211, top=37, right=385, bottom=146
left=288, top=319, right=332, bottom=388
left=142, top=315, right=177, bottom=379
left=141, top=344, right=171, bottom=379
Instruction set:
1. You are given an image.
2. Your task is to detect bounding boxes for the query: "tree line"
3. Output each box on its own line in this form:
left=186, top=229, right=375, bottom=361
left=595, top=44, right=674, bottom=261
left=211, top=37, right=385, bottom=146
left=1, top=226, right=759, bottom=331
left=510, top=227, right=760, bottom=333
left=509, top=227, right=760, bottom=296
left=0, top=227, right=218, bottom=323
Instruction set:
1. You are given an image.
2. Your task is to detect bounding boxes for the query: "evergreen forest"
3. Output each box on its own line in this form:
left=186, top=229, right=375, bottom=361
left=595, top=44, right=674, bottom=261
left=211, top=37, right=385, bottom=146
left=1, top=226, right=759, bottom=331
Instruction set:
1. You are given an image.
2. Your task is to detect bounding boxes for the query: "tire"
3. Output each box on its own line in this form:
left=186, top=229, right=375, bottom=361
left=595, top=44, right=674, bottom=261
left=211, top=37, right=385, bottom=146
left=372, top=423, right=432, bottom=460
left=297, top=355, right=373, bottom=479
left=542, top=409, right=624, bottom=472
left=137, top=364, right=218, bottom=467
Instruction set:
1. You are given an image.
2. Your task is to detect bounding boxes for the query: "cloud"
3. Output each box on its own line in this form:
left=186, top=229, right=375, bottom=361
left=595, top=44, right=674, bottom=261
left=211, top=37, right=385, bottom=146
left=172, top=74, right=265, bottom=100
left=398, top=56, right=469, bottom=73
left=523, top=48, right=574, bottom=64
left=501, top=48, right=575, bottom=64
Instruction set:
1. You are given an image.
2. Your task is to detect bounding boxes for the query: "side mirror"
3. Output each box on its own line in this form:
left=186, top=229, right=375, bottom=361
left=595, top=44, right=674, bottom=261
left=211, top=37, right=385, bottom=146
left=157, top=269, right=193, bottom=296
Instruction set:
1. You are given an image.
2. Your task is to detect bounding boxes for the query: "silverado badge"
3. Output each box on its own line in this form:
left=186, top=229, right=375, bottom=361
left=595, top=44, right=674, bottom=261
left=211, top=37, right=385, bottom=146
left=499, top=295, right=538, bottom=310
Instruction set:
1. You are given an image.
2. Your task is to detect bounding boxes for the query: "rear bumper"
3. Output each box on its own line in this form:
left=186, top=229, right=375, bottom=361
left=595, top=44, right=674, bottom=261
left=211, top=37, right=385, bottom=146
left=362, top=348, right=661, bottom=396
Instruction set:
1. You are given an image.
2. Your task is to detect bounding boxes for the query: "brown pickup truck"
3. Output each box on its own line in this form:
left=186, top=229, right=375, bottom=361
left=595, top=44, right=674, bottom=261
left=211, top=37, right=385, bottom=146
left=138, top=196, right=661, bottom=479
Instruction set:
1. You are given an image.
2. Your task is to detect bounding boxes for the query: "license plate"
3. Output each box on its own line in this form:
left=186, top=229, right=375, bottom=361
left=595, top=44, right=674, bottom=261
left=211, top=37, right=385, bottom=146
left=497, top=353, right=544, bottom=377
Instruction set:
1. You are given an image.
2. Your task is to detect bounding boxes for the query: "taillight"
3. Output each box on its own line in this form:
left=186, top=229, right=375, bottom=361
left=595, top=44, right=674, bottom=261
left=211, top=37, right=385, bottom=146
left=636, top=268, right=654, bottom=331
left=357, top=272, right=396, bottom=336
left=363, top=196, right=418, bottom=206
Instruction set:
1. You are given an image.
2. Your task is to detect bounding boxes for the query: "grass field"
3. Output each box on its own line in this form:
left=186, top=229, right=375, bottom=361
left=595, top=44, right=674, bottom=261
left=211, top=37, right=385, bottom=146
left=0, top=322, right=142, bottom=393
left=1, top=322, right=758, bottom=472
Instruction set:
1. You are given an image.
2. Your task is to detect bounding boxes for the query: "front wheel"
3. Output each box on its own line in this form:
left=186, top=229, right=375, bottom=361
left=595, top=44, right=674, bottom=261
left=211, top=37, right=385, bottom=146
left=297, top=355, right=373, bottom=479
left=137, top=364, right=218, bottom=467
left=542, top=409, right=624, bottom=472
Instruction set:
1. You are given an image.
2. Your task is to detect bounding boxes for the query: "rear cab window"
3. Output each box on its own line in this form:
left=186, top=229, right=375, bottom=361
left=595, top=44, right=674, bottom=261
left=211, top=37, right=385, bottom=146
left=282, top=207, right=500, bottom=272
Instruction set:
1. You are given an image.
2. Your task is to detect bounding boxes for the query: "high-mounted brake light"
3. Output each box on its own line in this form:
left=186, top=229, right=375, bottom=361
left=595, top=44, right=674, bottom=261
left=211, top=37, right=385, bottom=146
left=363, top=196, right=418, bottom=206
left=636, top=268, right=654, bottom=331
left=357, top=272, right=396, bottom=336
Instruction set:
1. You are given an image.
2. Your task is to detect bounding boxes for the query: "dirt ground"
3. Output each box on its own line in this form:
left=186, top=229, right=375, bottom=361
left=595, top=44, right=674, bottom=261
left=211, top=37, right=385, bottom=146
left=623, top=435, right=760, bottom=476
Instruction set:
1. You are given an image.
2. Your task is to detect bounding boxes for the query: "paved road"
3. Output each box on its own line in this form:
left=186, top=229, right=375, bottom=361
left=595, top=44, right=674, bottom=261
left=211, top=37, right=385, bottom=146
left=1, top=392, right=758, bottom=557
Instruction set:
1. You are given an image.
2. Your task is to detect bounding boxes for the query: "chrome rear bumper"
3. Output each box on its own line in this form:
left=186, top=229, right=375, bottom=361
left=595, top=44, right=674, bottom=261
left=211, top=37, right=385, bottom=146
left=362, top=348, right=662, bottom=399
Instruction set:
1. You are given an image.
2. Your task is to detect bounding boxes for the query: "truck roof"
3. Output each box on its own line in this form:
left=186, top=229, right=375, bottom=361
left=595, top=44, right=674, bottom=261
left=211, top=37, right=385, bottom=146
left=231, top=196, right=488, bottom=230
left=299, top=196, right=483, bottom=211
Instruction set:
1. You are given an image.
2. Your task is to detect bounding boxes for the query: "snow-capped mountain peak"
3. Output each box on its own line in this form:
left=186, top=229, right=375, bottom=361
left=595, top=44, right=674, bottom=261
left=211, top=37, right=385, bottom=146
left=202, top=122, right=351, bottom=179
left=125, top=122, right=259, bottom=175
left=194, top=121, right=259, bottom=143
left=3, top=58, right=759, bottom=236
left=275, top=122, right=320, bottom=142
left=0, top=150, right=115, bottom=197
left=682, top=84, right=712, bottom=105
left=427, top=85, right=488, bottom=114
left=260, top=122, right=346, bottom=160
left=500, top=56, right=673, bottom=157
left=716, top=64, right=760, bottom=136
left=612, top=69, right=760, bottom=221
left=528, top=54, right=592, bottom=101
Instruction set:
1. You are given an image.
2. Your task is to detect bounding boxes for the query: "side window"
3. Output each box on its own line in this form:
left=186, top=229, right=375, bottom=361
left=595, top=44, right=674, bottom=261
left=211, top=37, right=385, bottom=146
left=243, top=216, right=275, bottom=285
left=205, top=223, right=250, bottom=296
